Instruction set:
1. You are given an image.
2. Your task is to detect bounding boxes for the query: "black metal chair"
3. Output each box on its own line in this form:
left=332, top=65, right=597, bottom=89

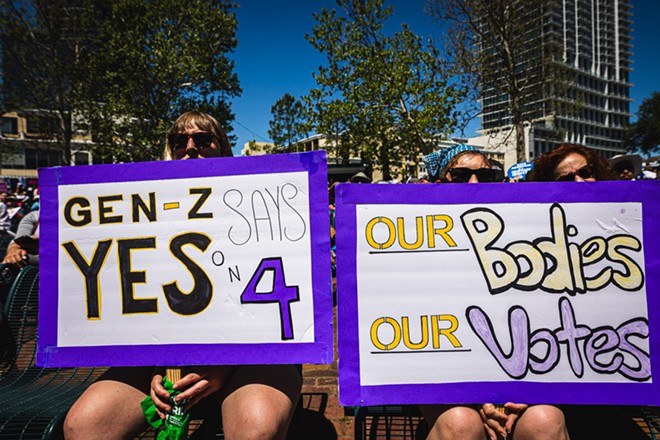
left=354, top=405, right=427, bottom=440
left=0, top=264, right=107, bottom=440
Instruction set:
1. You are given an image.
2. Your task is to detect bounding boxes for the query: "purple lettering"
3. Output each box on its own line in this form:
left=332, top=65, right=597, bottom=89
left=466, top=306, right=529, bottom=379
left=616, top=318, right=651, bottom=381
left=554, top=297, right=591, bottom=377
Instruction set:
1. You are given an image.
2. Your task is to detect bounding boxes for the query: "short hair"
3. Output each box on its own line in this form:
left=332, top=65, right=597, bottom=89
left=526, top=143, right=618, bottom=182
left=164, top=111, right=233, bottom=160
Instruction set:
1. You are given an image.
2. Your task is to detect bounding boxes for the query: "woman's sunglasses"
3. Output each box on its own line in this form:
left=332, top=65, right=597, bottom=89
left=168, top=132, right=214, bottom=151
left=555, top=164, right=594, bottom=182
left=447, top=167, right=497, bottom=183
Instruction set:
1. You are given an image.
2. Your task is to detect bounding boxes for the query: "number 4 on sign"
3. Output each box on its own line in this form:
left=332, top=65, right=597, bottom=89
left=240, top=258, right=300, bottom=340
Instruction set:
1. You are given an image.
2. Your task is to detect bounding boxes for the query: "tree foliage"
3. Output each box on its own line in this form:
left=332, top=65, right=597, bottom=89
left=89, top=0, right=241, bottom=162
left=626, top=92, right=660, bottom=153
left=425, top=0, right=566, bottom=162
left=268, top=93, right=307, bottom=151
left=305, top=0, right=464, bottom=180
left=1, top=0, right=108, bottom=164
left=1, top=0, right=241, bottom=164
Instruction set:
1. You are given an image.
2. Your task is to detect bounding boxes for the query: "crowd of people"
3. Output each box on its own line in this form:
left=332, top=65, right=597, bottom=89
left=0, top=110, right=654, bottom=440
left=0, top=183, right=40, bottom=267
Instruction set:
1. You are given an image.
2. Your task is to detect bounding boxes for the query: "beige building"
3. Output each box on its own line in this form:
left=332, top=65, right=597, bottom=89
left=1, top=110, right=93, bottom=180
left=243, top=133, right=506, bottom=182
left=242, top=134, right=370, bottom=183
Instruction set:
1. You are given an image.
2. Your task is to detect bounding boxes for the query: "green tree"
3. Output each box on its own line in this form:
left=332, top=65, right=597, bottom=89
left=86, top=0, right=241, bottom=162
left=306, top=0, right=464, bottom=180
left=268, top=93, right=307, bottom=151
left=1, top=0, right=241, bottom=164
left=1, top=0, right=109, bottom=165
left=425, top=0, right=568, bottom=163
left=626, top=92, right=660, bottom=153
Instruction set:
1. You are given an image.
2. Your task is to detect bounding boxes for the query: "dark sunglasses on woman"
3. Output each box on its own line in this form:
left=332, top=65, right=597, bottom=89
left=555, top=164, right=594, bottom=182
left=448, top=167, right=497, bottom=183
left=168, top=132, right=215, bottom=151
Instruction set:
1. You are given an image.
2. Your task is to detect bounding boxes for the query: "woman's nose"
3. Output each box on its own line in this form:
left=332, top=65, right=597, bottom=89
left=468, top=173, right=480, bottom=183
left=185, top=138, right=198, bottom=157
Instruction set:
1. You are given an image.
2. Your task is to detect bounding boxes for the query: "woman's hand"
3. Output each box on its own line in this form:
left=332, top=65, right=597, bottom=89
left=503, top=402, right=528, bottom=434
left=150, top=366, right=235, bottom=418
left=149, top=371, right=172, bottom=419
left=479, top=403, right=529, bottom=439
left=2, top=243, right=27, bottom=267
left=480, top=403, right=509, bottom=440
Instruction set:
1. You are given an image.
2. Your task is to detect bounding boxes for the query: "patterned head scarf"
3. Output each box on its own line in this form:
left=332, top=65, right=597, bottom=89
left=423, top=144, right=479, bottom=180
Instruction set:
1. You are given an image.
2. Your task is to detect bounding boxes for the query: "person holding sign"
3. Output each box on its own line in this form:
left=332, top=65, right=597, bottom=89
left=423, top=143, right=501, bottom=184
left=64, top=111, right=302, bottom=440
left=526, top=144, right=649, bottom=439
left=526, top=143, right=618, bottom=182
left=420, top=144, right=569, bottom=440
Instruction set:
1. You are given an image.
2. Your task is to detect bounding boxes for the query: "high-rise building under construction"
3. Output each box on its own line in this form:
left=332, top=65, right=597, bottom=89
left=478, top=0, right=632, bottom=160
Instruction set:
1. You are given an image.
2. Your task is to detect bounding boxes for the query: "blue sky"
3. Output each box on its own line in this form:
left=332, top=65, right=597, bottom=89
left=230, top=1, right=659, bottom=155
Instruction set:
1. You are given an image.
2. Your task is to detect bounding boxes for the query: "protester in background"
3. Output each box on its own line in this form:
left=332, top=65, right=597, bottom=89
left=0, top=193, right=10, bottom=235
left=526, top=144, right=618, bottom=182
left=423, top=144, right=503, bottom=184
left=65, top=111, right=302, bottom=440
left=526, top=144, right=657, bottom=438
left=349, top=171, right=372, bottom=183
left=27, top=187, right=40, bottom=211
left=609, top=154, right=642, bottom=180
left=4, top=195, right=24, bottom=232
left=420, top=145, right=568, bottom=440
left=2, top=210, right=39, bottom=267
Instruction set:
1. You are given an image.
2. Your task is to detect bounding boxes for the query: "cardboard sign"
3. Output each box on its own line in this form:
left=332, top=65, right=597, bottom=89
left=336, top=181, right=660, bottom=406
left=37, top=151, right=332, bottom=367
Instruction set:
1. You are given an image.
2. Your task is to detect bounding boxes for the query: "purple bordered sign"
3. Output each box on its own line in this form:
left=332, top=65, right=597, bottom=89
left=37, top=151, right=332, bottom=367
left=336, top=181, right=660, bottom=406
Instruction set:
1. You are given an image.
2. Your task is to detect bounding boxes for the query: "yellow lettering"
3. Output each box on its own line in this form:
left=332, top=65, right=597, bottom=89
left=402, top=315, right=429, bottom=349
left=397, top=217, right=424, bottom=250
left=366, top=217, right=396, bottom=250
left=370, top=317, right=401, bottom=350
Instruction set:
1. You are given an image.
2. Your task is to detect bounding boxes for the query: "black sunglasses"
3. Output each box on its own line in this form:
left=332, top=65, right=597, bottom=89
left=555, top=164, right=594, bottom=182
left=614, top=164, right=633, bottom=174
left=448, top=167, right=497, bottom=183
left=168, top=132, right=215, bottom=151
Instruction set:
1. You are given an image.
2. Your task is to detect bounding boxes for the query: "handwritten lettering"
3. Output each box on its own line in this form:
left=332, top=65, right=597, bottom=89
left=467, top=297, right=650, bottom=381
left=461, top=204, right=644, bottom=295
left=223, top=183, right=307, bottom=246
left=62, top=233, right=213, bottom=318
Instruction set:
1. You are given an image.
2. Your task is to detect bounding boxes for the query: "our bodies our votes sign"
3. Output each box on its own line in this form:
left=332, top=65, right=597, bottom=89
left=336, top=181, right=660, bottom=406
left=37, top=151, right=332, bottom=367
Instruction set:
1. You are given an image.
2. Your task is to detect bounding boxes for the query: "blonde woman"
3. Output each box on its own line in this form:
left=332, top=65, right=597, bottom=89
left=65, top=111, right=302, bottom=440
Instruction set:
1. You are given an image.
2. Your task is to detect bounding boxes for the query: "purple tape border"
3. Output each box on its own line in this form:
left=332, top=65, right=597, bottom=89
left=37, top=151, right=332, bottom=367
left=336, top=181, right=660, bottom=406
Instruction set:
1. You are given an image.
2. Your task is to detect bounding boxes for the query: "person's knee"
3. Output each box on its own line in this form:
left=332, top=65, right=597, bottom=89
left=63, top=376, right=149, bottom=440
left=525, top=405, right=565, bottom=426
left=63, top=400, right=98, bottom=440
left=222, top=385, right=296, bottom=440
left=515, top=405, right=568, bottom=440
left=432, top=406, right=483, bottom=440
left=228, top=397, right=291, bottom=439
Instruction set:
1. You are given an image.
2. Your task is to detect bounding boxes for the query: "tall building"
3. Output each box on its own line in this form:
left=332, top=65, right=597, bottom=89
left=477, top=0, right=632, bottom=164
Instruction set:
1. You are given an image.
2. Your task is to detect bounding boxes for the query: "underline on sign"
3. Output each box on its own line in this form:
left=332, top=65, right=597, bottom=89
left=370, top=349, right=472, bottom=354
left=368, top=248, right=470, bottom=254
